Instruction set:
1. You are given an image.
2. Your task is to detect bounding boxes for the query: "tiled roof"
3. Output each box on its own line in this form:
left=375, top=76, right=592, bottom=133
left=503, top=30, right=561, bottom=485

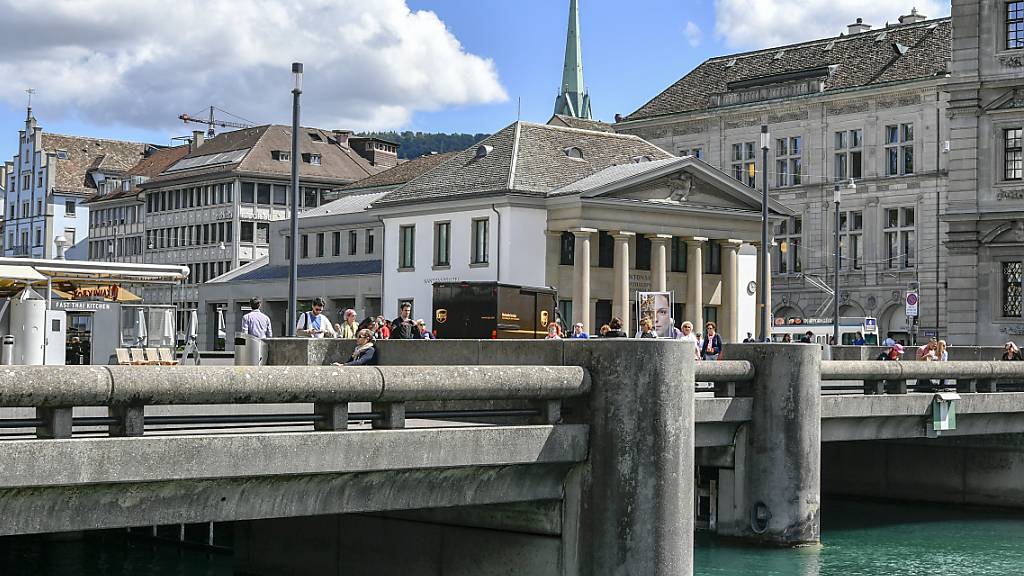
left=231, top=259, right=382, bottom=282
left=300, top=190, right=392, bottom=218
left=86, top=145, right=192, bottom=204
left=339, top=151, right=459, bottom=191
left=146, top=125, right=380, bottom=186
left=40, top=134, right=147, bottom=196
left=625, top=18, right=951, bottom=121
left=548, top=114, right=615, bottom=133
left=373, top=122, right=673, bottom=206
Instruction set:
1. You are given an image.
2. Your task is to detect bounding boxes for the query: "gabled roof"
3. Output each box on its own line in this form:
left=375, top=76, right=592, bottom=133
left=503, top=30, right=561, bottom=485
left=373, top=121, right=672, bottom=207
left=550, top=155, right=794, bottom=216
left=146, top=125, right=380, bottom=186
left=339, top=151, right=458, bottom=192
left=85, top=145, right=191, bottom=204
left=548, top=114, right=614, bottom=133
left=625, top=17, right=951, bottom=121
left=40, top=134, right=148, bottom=196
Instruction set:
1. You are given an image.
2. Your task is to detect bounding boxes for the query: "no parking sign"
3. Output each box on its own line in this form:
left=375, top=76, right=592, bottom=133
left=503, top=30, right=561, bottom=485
left=905, top=291, right=919, bottom=318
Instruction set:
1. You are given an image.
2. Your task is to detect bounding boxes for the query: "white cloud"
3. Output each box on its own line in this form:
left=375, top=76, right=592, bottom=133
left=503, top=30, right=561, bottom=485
left=713, top=1, right=950, bottom=50
left=685, top=21, right=703, bottom=48
left=0, top=0, right=507, bottom=133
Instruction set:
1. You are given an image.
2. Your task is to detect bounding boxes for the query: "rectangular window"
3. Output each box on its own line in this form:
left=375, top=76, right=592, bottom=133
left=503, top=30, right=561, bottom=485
left=776, top=217, right=802, bottom=274
left=885, top=123, right=914, bottom=176
left=256, top=223, right=269, bottom=245
left=1003, top=261, right=1023, bottom=317
left=883, top=207, right=916, bottom=268
left=273, top=184, right=288, bottom=205
left=730, top=142, right=756, bottom=187
left=333, top=231, right=341, bottom=256
left=284, top=235, right=291, bottom=261
left=1006, top=128, right=1023, bottom=181
left=839, top=211, right=863, bottom=270
left=271, top=150, right=290, bottom=162
left=366, top=229, right=375, bottom=254
left=703, top=240, right=721, bottom=275
left=241, top=182, right=255, bottom=203
left=349, top=230, right=358, bottom=256
left=1009, top=1, right=1024, bottom=49
left=636, top=235, right=652, bottom=271
left=257, top=183, right=271, bottom=204
left=598, top=231, right=614, bottom=268
left=301, top=234, right=309, bottom=259
left=560, top=232, right=575, bottom=266
left=834, top=129, right=863, bottom=181
left=304, top=187, right=319, bottom=208
left=775, top=136, right=802, bottom=187
left=240, top=221, right=254, bottom=243
left=670, top=237, right=687, bottom=272
left=399, top=225, right=415, bottom=269
left=472, top=218, right=489, bottom=264
left=316, top=232, right=325, bottom=257
left=65, top=200, right=76, bottom=216
left=434, top=221, right=451, bottom=266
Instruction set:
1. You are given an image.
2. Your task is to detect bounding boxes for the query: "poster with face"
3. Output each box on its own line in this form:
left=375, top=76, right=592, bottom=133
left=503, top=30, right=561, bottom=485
left=637, top=292, right=673, bottom=338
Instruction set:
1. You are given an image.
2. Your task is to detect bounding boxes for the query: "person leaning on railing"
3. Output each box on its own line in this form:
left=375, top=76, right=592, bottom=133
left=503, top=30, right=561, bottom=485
left=1004, top=342, right=1023, bottom=361
left=334, top=329, right=377, bottom=366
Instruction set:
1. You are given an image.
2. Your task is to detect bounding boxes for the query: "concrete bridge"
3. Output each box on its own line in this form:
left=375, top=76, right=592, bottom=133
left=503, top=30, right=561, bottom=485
left=3, top=340, right=1024, bottom=575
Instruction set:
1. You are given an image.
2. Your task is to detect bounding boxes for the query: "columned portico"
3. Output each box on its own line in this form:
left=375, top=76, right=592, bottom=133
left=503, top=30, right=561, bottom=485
left=612, top=231, right=634, bottom=330
left=720, top=240, right=742, bottom=342
left=686, top=237, right=706, bottom=333
left=571, top=228, right=596, bottom=332
left=648, top=234, right=672, bottom=292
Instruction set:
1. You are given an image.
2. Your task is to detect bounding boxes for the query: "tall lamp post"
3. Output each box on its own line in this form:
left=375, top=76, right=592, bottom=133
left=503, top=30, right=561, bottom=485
left=759, top=125, right=770, bottom=341
left=832, top=178, right=856, bottom=345
left=287, top=62, right=303, bottom=336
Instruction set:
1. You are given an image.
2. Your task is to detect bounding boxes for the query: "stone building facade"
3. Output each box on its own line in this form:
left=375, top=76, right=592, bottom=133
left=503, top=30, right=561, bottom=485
left=616, top=13, right=952, bottom=342
left=945, top=0, right=1024, bottom=345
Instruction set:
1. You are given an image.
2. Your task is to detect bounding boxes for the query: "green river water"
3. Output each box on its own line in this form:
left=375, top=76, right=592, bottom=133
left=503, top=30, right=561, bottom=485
left=2, top=499, right=1022, bottom=575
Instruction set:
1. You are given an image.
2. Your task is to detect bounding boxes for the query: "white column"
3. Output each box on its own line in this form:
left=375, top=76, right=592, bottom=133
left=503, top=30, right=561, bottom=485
left=572, top=228, right=596, bottom=333
left=686, top=237, right=706, bottom=333
left=612, top=231, right=634, bottom=331
left=721, top=240, right=743, bottom=343
left=648, top=234, right=672, bottom=293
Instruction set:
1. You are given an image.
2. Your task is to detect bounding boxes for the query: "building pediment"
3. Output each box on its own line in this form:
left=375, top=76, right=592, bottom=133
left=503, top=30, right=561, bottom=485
left=601, top=171, right=757, bottom=212
left=981, top=220, right=1024, bottom=245
left=984, top=89, right=1024, bottom=113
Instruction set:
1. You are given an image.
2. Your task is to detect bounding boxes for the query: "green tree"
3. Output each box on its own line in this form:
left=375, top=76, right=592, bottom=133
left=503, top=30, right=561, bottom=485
left=357, top=131, right=490, bottom=160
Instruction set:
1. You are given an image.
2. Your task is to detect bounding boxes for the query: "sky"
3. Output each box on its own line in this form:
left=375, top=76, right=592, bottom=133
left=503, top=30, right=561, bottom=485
left=0, top=0, right=951, bottom=163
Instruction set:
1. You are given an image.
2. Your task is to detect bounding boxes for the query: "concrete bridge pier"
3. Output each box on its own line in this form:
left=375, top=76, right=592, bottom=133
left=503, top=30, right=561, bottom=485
left=715, top=344, right=821, bottom=545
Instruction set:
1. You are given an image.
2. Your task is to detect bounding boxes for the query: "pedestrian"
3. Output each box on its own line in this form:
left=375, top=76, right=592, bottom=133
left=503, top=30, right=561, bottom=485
left=1004, top=342, right=1022, bottom=361
left=636, top=317, right=658, bottom=339
left=742, top=332, right=754, bottom=343
left=603, top=318, right=628, bottom=338
left=415, top=319, right=433, bottom=339
left=701, top=321, right=722, bottom=360
left=339, top=309, right=359, bottom=339
left=852, top=332, right=866, bottom=346
left=375, top=316, right=391, bottom=340
left=876, top=343, right=904, bottom=361
left=799, top=330, right=815, bottom=344
left=240, top=297, right=273, bottom=338
left=599, top=324, right=611, bottom=337
left=680, top=321, right=699, bottom=359
left=882, top=333, right=897, bottom=347
left=296, top=297, right=336, bottom=338
left=571, top=323, right=590, bottom=339
left=333, top=329, right=378, bottom=366
left=390, top=303, right=421, bottom=339
left=666, top=318, right=683, bottom=340
left=545, top=322, right=563, bottom=339
left=782, top=333, right=793, bottom=343
left=917, top=337, right=938, bottom=361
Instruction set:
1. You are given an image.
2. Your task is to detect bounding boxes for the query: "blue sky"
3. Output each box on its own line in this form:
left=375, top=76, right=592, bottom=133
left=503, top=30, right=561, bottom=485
left=0, top=0, right=947, bottom=162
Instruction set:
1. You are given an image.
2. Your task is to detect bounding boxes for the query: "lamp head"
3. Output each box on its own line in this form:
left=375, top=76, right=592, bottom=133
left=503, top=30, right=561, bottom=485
left=292, top=62, right=303, bottom=92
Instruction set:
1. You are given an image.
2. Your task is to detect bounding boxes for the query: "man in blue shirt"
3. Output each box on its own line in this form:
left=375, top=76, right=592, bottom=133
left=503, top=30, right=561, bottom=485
left=571, top=323, right=590, bottom=339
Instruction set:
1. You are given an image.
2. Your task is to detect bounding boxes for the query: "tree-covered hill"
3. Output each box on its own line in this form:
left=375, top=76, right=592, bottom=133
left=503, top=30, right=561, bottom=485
left=358, top=131, right=490, bottom=159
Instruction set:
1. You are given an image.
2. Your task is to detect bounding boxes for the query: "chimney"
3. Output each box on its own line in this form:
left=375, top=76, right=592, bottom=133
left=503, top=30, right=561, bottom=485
left=190, top=130, right=205, bottom=152
left=898, top=8, right=926, bottom=25
left=847, top=18, right=872, bottom=34
left=332, top=130, right=352, bottom=148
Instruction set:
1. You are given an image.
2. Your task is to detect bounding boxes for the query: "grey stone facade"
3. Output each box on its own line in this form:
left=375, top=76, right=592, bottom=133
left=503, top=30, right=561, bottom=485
left=945, top=0, right=1024, bottom=345
left=617, top=18, right=951, bottom=342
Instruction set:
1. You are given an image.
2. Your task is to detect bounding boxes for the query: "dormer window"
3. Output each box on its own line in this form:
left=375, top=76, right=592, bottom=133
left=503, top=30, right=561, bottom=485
left=632, top=155, right=652, bottom=163
left=475, top=145, right=493, bottom=159
left=302, top=153, right=322, bottom=165
left=271, top=150, right=290, bottom=162
left=308, top=132, right=323, bottom=142
left=56, top=150, right=69, bottom=160
left=564, top=146, right=584, bottom=160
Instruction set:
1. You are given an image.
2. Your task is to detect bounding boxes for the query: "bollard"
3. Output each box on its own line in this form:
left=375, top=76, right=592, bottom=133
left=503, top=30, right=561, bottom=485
left=718, top=343, right=821, bottom=546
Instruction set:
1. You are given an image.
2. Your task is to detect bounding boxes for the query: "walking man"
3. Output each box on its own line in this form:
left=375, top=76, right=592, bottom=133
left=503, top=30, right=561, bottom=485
left=390, top=302, right=422, bottom=339
left=241, top=297, right=273, bottom=338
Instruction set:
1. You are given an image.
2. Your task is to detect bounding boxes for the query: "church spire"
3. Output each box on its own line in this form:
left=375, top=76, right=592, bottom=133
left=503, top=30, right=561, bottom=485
left=553, top=0, right=592, bottom=119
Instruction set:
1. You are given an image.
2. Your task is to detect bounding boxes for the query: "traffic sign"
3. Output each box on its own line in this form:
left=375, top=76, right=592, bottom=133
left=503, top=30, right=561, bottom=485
left=905, top=291, right=919, bottom=317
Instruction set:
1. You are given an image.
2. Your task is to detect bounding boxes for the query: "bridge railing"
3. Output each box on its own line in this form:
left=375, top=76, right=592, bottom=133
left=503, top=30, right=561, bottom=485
left=0, top=365, right=590, bottom=439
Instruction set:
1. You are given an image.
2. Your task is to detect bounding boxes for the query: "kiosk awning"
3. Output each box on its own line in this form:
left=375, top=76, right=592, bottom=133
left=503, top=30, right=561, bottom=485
left=0, top=265, right=47, bottom=284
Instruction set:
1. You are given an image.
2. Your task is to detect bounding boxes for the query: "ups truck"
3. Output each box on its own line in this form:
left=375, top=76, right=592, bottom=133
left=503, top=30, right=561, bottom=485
left=431, top=282, right=558, bottom=339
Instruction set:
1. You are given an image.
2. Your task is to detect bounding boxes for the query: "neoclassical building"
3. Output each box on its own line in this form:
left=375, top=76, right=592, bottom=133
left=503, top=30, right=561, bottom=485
left=616, top=11, right=951, bottom=342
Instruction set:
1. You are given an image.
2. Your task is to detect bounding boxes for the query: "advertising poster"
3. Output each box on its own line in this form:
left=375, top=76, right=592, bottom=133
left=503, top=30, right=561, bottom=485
left=637, top=291, right=673, bottom=338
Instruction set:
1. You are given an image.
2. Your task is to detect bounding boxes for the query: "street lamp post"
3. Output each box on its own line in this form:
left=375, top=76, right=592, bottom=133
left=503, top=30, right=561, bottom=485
left=833, top=178, right=856, bottom=346
left=287, top=62, right=303, bottom=336
left=759, top=125, right=770, bottom=341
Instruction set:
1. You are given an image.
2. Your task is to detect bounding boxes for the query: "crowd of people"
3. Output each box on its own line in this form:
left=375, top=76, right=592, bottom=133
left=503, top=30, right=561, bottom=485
left=543, top=316, right=724, bottom=361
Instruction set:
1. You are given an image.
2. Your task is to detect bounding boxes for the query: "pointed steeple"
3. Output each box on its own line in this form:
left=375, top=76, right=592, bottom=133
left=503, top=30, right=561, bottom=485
left=553, top=0, right=592, bottom=119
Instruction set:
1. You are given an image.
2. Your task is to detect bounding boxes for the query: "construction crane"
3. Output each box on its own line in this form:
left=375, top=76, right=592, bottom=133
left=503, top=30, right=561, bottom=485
left=178, top=106, right=254, bottom=138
